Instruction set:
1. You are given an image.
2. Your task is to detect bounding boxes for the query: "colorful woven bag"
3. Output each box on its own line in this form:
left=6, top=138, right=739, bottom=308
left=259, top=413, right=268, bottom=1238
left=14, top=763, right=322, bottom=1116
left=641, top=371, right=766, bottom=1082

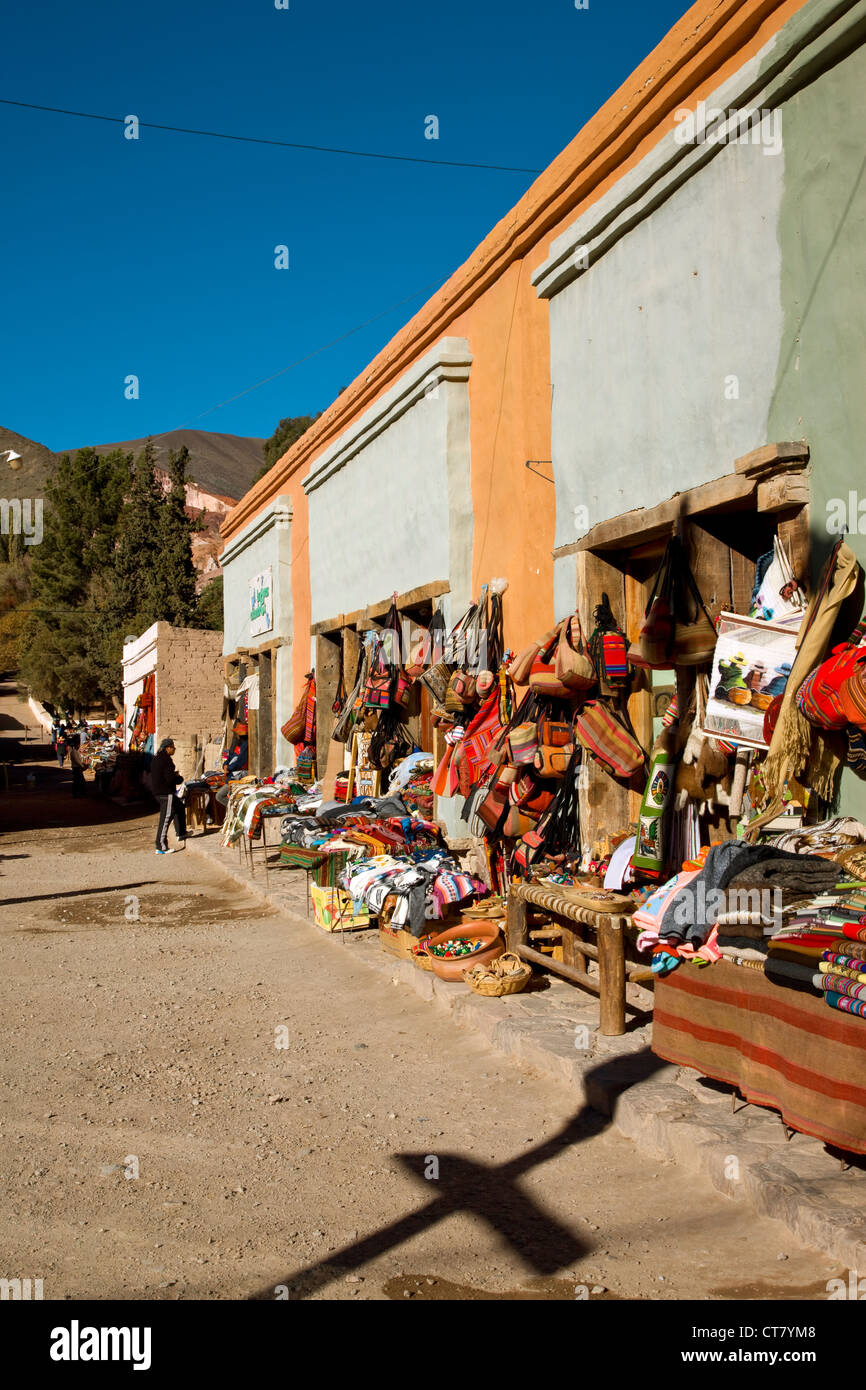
left=573, top=700, right=645, bottom=779
left=797, top=635, right=866, bottom=730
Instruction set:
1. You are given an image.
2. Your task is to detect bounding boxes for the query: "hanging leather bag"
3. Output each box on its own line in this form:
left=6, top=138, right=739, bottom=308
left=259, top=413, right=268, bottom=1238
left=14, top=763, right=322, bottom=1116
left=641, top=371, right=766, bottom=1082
left=555, top=613, right=596, bottom=691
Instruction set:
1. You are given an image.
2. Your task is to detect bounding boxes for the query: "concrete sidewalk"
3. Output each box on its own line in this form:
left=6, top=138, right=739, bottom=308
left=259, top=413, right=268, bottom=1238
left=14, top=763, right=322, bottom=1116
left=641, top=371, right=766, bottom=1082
left=188, top=829, right=866, bottom=1270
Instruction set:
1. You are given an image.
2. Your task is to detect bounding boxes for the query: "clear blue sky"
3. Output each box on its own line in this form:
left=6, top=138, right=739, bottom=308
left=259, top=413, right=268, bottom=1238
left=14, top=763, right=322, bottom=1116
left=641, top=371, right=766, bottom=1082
left=0, top=0, right=691, bottom=451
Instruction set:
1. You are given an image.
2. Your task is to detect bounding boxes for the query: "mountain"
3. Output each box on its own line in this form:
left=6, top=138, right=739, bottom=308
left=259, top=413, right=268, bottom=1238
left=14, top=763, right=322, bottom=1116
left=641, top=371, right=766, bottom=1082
left=0, top=426, right=265, bottom=504
left=60, top=429, right=266, bottom=502
left=0, top=426, right=57, bottom=499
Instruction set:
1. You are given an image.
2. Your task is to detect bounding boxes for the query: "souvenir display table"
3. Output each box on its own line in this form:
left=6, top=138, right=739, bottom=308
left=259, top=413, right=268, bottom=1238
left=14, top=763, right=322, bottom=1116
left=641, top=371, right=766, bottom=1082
left=653, top=958, right=866, bottom=1154
left=506, top=882, right=652, bottom=1035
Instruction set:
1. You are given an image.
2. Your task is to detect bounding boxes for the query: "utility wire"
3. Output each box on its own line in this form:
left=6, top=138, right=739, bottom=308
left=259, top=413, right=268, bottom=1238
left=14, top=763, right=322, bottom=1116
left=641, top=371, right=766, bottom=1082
left=175, top=279, right=445, bottom=429
left=0, top=98, right=543, bottom=174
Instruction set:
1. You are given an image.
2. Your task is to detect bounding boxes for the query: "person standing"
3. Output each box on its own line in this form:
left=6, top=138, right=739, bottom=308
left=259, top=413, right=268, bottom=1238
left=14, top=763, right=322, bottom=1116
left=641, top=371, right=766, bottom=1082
left=68, top=734, right=86, bottom=797
left=151, top=737, right=187, bottom=855
left=55, top=724, right=68, bottom=767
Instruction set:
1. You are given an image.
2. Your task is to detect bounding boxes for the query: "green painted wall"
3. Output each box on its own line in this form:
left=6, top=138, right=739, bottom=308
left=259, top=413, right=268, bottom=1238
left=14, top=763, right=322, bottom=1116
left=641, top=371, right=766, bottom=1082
left=768, top=39, right=866, bottom=816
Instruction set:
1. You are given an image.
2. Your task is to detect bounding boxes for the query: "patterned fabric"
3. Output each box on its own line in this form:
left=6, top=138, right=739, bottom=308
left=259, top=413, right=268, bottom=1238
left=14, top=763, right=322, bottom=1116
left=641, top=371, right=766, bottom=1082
left=825, top=991, right=866, bottom=1019
left=819, top=960, right=866, bottom=984
left=818, top=973, right=866, bottom=1001
left=653, top=959, right=866, bottom=1153
left=822, top=950, right=866, bottom=974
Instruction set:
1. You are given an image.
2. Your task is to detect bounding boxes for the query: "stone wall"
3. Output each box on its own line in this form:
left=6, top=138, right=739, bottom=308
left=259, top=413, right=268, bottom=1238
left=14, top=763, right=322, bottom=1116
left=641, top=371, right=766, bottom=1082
left=154, top=625, right=224, bottom=779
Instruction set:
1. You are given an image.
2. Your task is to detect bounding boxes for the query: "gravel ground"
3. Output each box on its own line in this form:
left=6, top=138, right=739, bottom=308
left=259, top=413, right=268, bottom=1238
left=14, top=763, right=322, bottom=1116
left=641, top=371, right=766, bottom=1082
left=0, top=704, right=845, bottom=1301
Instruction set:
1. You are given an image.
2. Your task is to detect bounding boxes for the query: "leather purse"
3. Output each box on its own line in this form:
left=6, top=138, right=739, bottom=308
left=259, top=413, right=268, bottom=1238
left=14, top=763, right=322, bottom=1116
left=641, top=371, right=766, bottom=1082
left=534, top=743, right=574, bottom=778
left=555, top=615, right=596, bottom=691
left=537, top=716, right=572, bottom=748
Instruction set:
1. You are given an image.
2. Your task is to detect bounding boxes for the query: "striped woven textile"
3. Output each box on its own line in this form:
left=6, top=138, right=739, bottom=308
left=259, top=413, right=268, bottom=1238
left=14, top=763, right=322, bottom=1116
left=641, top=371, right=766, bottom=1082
left=818, top=973, right=866, bottom=1001
left=822, top=950, right=866, bottom=974
left=819, top=960, right=866, bottom=984
left=828, top=937, right=866, bottom=961
left=826, top=991, right=866, bottom=1019
left=653, top=959, right=866, bottom=1153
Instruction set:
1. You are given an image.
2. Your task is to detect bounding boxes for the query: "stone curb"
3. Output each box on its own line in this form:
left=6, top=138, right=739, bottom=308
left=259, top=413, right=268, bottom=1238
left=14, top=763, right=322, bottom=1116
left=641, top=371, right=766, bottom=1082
left=187, top=835, right=866, bottom=1270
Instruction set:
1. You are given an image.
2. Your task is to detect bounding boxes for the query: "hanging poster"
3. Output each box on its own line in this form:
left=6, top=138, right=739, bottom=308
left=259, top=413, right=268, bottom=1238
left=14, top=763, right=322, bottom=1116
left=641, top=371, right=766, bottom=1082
left=249, top=568, right=273, bottom=637
left=701, top=612, right=798, bottom=749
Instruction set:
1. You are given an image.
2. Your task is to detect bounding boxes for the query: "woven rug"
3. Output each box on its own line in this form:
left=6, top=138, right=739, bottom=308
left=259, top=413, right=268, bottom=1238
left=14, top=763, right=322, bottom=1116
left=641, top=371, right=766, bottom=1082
left=653, top=958, right=866, bottom=1154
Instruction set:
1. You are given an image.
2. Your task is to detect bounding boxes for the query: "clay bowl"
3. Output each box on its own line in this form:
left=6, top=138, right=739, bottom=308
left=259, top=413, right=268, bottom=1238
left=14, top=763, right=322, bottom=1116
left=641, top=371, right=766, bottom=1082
left=424, top=922, right=505, bottom=981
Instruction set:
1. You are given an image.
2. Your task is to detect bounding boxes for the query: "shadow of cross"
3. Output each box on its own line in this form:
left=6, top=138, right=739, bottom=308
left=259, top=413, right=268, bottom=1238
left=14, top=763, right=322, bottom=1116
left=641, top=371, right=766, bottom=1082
left=253, top=1050, right=667, bottom=1301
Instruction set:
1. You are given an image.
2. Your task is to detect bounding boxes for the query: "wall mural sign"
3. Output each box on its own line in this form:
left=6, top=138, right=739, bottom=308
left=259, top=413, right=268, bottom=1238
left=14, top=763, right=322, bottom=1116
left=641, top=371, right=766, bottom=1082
left=249, top=567, right=273, bottom=637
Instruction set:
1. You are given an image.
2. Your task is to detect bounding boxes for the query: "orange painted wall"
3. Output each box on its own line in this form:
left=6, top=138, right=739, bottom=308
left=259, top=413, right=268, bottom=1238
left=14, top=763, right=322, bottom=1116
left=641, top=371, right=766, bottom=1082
left=222, top=0, right=812, bottom=702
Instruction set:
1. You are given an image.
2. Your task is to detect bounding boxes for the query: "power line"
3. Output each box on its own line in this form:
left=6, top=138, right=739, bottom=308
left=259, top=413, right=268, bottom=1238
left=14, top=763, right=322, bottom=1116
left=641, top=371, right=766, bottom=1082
left=0, top=97, right=543, bottom=174
left=175, top=280, right=446, bottom=429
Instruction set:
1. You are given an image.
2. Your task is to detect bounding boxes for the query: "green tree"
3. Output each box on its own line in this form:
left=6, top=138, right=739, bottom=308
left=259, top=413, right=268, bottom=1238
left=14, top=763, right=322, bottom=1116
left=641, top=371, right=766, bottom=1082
left=110, top=440, right=164, bottom=630
left=19, top=447, right=131, bottom=707
left=151, top=444, right=198, bottom=626
left=259, top=413, right=318, bottom=478
left=193, top=574, right=223, bottom=630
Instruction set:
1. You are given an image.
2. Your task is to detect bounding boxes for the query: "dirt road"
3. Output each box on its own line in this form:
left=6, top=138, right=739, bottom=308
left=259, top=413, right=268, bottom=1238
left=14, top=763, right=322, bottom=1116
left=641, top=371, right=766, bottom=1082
left=0, top=687, right=844, bottom=1300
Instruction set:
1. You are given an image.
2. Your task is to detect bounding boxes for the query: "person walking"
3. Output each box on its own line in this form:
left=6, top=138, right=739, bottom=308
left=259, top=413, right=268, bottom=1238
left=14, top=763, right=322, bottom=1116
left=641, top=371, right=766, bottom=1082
left=55, top=724, right=68, bottom=767
left=68, top=734, right=87, bottom=797
left=151, top=737, right=187, bottom=855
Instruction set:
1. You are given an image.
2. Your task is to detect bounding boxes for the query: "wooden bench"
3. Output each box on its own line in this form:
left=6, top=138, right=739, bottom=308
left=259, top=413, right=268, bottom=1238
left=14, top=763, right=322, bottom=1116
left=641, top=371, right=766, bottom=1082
left=506, top=882, right=652, bottom=1036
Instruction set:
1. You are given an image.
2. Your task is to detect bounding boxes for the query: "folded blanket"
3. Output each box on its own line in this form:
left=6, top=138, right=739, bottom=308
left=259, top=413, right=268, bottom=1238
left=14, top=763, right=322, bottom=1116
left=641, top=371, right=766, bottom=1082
left=764, top=956, right=822, bottom=992
left=822, top=949, right=866, bottom=973
left=818, top=973, right=866, bottom=1001
left=827, top=937, right=866, bottom=960
left=825, top=990, right=866, bottom=1019
left=818, top=960, right=866, bottom=984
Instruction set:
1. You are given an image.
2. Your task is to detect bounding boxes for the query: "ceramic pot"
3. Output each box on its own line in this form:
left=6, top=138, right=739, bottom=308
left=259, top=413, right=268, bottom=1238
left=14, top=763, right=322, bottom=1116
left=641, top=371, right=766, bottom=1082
left=424, top=922, right=504, bottom=982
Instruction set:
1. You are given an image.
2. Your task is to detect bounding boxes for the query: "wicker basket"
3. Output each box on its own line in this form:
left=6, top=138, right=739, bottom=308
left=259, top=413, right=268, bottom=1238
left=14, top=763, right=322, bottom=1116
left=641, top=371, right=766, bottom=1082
left=412, top=935, right=435, bottom=971
left=463, top=951, right=532, bottom=996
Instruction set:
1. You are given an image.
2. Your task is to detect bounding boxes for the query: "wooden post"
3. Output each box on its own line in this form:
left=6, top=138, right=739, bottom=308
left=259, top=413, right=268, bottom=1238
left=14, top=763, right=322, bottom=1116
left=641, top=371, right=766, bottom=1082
left=597, top=915, right=626, bottom=1036
left=506, top=889, right=528, bottom=956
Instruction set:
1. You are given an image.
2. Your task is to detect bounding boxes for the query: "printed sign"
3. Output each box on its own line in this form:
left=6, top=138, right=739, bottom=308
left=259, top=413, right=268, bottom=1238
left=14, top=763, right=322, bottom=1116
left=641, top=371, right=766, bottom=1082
left=249, top=568, right=273, bottom=637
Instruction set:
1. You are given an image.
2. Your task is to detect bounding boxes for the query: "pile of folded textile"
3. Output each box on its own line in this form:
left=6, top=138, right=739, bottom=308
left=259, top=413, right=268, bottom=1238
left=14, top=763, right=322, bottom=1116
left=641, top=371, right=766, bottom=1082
left=340, top=850, right=487, bottom=937
left=634, top=840, right=843, bottom=976
left=817, top=888, right=866, bottom=1019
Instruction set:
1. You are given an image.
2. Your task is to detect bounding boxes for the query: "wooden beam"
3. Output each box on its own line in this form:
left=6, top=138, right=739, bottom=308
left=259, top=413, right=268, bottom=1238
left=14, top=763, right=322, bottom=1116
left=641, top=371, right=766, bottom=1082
left=734, top=441, right=810, bottom=475
left=559, top=472, right=760, bottom=558
left=310, top=580, right=451, bottom=636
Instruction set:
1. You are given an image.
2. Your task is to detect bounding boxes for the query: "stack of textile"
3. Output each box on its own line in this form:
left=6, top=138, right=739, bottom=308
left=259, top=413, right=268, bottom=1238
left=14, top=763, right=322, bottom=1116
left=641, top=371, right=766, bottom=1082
left=818, top=888, right=866, bottom=1019
left=340, top=850, right=487, bottom=937
left=634, top=840, right=841, bottom=976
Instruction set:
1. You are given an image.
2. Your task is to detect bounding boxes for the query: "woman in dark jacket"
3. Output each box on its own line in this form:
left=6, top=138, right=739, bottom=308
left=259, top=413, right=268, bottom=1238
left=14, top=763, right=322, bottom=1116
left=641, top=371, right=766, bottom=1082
left=152, top=738, right=187, bottom=854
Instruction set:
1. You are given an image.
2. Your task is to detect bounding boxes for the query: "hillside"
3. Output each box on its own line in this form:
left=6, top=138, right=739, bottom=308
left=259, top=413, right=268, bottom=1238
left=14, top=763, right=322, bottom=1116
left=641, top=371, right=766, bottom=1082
left=0, top=426, right=266, bottom=504
left=0, top=426, right=57, bottom=500
left=61, top=429, right=266, bottom=502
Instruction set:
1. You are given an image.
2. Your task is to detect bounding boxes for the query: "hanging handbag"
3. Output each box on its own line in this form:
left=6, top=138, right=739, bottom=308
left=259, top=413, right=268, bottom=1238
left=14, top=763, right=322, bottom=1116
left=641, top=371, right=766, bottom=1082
left=573, top=699, right=646, bottom=779
left=534, top=743, right=574, bottom=779
left=628, top=541, right=676, bottom=669
left=509, top=772, right=555, bottom=818
left=509, top=624, right=560, bottom=686
left=507, top=721, right=539, bottom=765
left=537, top=716, right=572, bottom=748
left=798, top=625, right=866, bottom=730
left=281, top=677, right=311, bottom=744
left=668, top=539, right=718, bottom=666
left=363, top=635, right=392, bottom=709
left=476, top=769, right=511, bottom=833
left=555, top=614, right=596, bottom=691
left=589, top=596, right=630, bottom=693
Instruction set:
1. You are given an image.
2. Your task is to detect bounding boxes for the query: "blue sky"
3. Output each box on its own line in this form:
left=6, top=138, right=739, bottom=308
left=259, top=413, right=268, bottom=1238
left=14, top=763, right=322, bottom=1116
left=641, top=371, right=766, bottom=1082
left=0, top=0, right=691, bottom=451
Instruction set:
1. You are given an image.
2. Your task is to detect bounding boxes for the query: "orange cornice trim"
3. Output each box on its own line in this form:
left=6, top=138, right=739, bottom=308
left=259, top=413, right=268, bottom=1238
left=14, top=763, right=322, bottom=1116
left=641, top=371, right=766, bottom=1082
left=222, top=0, right=805, bottom=542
